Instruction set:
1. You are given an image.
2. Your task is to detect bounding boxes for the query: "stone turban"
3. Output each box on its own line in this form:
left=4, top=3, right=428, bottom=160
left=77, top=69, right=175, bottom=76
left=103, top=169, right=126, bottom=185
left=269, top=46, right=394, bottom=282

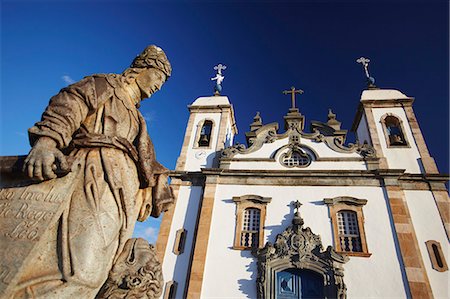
left=130, top=45, right=172, bottom=77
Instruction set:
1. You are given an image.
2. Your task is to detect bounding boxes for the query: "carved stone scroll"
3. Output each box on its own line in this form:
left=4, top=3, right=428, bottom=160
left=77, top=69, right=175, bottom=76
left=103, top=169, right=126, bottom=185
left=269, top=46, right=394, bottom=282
left=0, top=160, right=79, bottom=298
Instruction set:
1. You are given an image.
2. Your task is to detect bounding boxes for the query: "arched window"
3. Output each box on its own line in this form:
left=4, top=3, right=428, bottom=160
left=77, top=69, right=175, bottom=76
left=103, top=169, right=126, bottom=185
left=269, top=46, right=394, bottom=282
left=337, top=210, right=362, bottom=253
left=241, top=208, right=261, bottom=248
left=381, top=115, right=408, bottom=147
left=198, top=120, right=213, bottom=147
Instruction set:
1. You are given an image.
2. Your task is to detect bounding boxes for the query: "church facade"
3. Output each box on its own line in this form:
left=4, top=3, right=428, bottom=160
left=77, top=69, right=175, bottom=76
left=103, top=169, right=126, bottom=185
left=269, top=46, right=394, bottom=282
left=156, top=86, right=449, bottom=298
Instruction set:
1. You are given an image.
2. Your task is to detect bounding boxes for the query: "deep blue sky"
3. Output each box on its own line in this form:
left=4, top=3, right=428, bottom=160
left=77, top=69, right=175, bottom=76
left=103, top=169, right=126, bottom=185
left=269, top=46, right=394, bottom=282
left=1, top=1, right=448, bottom=242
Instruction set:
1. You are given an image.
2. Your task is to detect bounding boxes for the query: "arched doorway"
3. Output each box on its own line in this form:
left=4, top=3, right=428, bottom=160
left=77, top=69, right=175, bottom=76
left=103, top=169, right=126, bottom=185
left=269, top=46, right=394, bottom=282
left=276, top=268, right=324, bottom=299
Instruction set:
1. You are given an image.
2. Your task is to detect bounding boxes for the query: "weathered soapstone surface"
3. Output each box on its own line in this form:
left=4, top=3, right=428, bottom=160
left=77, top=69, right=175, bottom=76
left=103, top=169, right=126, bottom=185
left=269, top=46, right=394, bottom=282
left=0, top=45, right=173, bottom=299
left=0, top=156, right=78, bottom=298
left=96, top=238, right=163, bottom=299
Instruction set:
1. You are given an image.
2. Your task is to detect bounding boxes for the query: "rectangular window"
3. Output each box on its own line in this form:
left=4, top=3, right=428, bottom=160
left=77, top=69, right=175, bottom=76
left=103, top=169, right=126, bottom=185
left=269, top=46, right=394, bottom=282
left=241, top=208, right=260, bottom=248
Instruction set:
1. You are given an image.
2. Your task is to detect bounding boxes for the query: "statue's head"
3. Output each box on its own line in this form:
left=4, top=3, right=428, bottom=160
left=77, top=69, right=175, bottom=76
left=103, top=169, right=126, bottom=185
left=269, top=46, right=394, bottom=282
left=123, top=45, right=172, bottom=100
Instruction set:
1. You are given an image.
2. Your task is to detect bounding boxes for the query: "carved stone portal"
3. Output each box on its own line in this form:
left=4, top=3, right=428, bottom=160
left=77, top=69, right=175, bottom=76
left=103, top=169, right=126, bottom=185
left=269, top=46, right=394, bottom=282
left=253, top=202, right=349, bottom=299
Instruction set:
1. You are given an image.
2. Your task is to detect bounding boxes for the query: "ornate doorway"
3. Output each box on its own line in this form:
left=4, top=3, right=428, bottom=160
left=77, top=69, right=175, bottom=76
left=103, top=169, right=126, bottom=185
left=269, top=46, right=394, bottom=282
left=254, top=201, right=348, bottom=299
left=276, top=268, right=324, bottom=299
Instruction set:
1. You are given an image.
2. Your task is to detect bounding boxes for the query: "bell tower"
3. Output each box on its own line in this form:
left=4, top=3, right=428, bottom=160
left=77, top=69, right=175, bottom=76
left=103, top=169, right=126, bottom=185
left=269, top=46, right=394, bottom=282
left=175, top=95, right=237, bottom=171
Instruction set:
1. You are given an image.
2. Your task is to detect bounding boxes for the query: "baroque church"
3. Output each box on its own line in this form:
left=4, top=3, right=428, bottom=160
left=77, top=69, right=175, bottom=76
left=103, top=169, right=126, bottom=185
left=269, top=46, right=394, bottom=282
left=155, top=63, right=449, bottom=298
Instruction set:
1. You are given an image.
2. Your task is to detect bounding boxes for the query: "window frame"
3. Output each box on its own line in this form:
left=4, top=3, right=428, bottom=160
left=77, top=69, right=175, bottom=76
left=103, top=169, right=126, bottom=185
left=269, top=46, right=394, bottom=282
left=425, top=240, right=448, bottom=272
left=380, top=113, right=410, bottom=148
left=233, top=195, right=271, bottom=250
left=163, top=280, right=178, bottom=299
left=172, top=228, right=187, bottom=255
left=325, top=196, right=371, bottom=257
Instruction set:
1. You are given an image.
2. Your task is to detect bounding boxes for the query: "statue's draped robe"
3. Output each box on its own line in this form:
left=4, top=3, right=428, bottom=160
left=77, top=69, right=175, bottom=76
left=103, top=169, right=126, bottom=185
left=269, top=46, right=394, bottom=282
left=15, top=75, right=172, bottom=298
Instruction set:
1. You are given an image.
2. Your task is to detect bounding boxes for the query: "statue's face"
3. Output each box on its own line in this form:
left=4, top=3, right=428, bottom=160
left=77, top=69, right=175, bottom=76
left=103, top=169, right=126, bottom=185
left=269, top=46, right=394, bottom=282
left=136, top=68, right=167, bottom=99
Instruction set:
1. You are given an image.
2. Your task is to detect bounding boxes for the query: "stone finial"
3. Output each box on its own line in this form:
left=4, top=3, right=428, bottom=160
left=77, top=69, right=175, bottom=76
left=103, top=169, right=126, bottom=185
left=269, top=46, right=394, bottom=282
left=292, top=200, right=304, bottom=226
left=327, top=108, right=342, bottom=130
left=250, top=112, right=263, bottom=132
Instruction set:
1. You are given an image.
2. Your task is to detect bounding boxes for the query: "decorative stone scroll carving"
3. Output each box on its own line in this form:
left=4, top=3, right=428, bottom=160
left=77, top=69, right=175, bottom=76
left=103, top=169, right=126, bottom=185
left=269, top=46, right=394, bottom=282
left=222, top=123, right=278, bottom=158
left=222, top=108, right=376, bottom=160
left=253, top=202, right=348, bottom=299
left=96, top=238, right=163, bottom=299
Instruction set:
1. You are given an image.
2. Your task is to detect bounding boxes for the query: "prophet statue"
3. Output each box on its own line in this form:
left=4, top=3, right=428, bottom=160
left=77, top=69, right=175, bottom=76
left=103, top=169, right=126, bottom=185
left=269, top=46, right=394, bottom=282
left=14, top=45, right=174, bottom=298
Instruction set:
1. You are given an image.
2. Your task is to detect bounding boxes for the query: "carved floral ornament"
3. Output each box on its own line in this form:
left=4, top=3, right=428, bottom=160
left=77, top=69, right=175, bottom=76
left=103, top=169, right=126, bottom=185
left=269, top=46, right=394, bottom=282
left=253, top=202, right=348, bottom=299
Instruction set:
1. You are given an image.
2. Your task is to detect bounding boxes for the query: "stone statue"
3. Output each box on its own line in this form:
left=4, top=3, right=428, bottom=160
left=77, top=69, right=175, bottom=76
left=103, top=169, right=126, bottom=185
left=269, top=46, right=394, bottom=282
left=11, top=45, right=174, bottom=298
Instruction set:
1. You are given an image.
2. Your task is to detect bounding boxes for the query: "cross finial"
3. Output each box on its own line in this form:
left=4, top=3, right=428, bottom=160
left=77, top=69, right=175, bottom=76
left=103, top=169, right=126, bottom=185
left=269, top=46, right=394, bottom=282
left=292, top=200, right=302, bottom=213
left=211, top=64, right=227, bottom=95
left=283, top=86, right=304, bottom=109
left=356, top=57, right=376, bottom=87
left=213, top=63, right=227, bottom=75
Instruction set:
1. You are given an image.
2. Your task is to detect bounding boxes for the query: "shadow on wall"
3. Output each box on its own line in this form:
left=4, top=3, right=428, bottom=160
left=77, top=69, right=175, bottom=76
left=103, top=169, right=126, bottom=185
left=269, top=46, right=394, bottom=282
left=237, top=250, right=258, bottom=299
left=264, top=203, right=294, bottom=243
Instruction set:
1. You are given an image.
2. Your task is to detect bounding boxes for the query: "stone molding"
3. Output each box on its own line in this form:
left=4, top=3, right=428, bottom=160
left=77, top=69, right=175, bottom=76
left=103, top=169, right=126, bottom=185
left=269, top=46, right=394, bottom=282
left=253, top=208, right=348, bottom=299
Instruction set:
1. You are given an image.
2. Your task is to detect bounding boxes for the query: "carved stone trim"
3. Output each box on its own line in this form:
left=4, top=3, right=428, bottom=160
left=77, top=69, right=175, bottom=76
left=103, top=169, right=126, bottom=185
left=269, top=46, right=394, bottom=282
left=254, top=206, right=348, bottom=299
left=221, top=118, right=375, bottom=160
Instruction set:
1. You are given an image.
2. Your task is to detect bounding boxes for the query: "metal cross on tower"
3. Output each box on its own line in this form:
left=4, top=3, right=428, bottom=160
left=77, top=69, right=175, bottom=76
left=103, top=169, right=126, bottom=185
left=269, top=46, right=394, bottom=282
left=356, top=57, right=371, bottom=78
left=213, top=63, right=227, bottom=75
left=283, top=86, right=304, bottom=109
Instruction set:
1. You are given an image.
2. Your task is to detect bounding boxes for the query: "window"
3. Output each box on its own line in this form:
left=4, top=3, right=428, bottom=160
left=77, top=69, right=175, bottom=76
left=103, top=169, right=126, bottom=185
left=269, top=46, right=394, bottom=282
left=163, top=281, right=178, bottom=299
left=337, top=210, right=362, bottom=252
left=381, top=114, right=409, bottom=147
left=241, top=208, right=261, bottom=247
left=425, top=240, right=448, bottom=272
left=280, top=148, right=311, bottom=168
left=198, top=120, right=213, bottom=147
left=325, top=196, right=371, bottom=257
left=233, top=195, right=271, bottom=250
left=173, top=228, right=187, bottom=255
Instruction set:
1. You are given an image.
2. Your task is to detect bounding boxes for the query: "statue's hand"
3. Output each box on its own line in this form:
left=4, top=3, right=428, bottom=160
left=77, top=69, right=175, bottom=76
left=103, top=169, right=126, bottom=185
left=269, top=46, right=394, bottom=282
left=23, top=137, right=69, bottom=181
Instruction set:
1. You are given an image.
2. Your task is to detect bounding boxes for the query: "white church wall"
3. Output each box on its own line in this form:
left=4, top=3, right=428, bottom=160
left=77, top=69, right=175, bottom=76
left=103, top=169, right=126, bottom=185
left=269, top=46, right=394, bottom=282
left=355, top=113, right=371, bottom=145
left=227, top=160, right=367, bottom=171
left=184, top=112, right=222, bottom=171
left=201, top=184, right=408, bottom=298
left=372, top=107, right=422, bottom=173
left=405, top=190, right=449, bottom=298
left=162, top=186, right=203, bottom=295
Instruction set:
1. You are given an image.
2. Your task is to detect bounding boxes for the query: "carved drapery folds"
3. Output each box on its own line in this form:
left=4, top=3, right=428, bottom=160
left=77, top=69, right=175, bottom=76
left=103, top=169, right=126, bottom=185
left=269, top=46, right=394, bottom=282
left=253, top=208, right=348, bottom=299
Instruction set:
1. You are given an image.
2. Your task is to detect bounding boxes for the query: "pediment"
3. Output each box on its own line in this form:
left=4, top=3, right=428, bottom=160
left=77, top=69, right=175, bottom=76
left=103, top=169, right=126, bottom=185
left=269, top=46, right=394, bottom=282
left=221, top=122, right=375, bottom=171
